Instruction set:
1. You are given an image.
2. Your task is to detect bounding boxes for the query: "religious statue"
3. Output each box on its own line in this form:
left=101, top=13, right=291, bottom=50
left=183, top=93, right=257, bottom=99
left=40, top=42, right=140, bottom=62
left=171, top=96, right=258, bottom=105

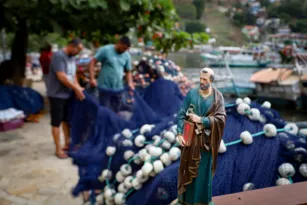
left=171, top=68, right=226, bottom=205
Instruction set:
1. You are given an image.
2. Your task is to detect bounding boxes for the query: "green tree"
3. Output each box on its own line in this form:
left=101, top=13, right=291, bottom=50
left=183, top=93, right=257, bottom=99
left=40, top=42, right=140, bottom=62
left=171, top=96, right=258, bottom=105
left=277, top=0, right=307, bottom=19
left=259, top=0, right=270, bottom=7
left=233, top=1, right=243, bottom=9
left=266, top=0, right=307, bottom=33
left=192, top=32, right=210, bottom=44
left=193, top=0, right=205, bottom=20
left=233, top=13, right=245, bottom=27
left=185, top=20, right=206, bottom=33
left=0, top=0, right=178, bottom=84
left=267, top=4, right=279, bottom=18
left=279, top=13, right=292, bottom=24
left=290, top=19, right=307, bottom=34
left=152, top=31, right=209, bottom=55
left=232, top=7, right=256, bottom=27
left=153, top=31, right=192, bottom=54
left=174, top=3, right=197, bottom=19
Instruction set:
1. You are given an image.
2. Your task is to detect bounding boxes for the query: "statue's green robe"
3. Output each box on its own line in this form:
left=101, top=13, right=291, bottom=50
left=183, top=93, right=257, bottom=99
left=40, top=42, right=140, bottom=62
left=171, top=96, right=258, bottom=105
left=175, top=87, right=226, bottom=205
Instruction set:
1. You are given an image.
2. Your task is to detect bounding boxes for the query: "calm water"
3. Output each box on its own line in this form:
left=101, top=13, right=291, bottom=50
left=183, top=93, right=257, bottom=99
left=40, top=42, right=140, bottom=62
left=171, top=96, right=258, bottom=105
left=167, top=52, right=258, bottom=85
left=168, top=52, right=307, bottom=122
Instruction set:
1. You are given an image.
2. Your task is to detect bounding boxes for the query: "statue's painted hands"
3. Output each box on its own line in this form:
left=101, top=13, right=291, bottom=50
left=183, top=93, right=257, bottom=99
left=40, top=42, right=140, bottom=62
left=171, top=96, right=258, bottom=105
left=188, top=113, right=201, bottom=123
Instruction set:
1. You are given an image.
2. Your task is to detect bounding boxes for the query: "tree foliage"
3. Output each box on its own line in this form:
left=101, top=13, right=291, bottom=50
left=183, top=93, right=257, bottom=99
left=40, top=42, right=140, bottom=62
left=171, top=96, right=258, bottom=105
left=266, top=0, right=307, bottom=33
left=192, top=0, right=205, bottom=20
left=153, top=31, right=209, bottom=55
left=1, top=0, right=178, bottom=44
left=231, top=6, right=256, bottom=28
left=192, top=32, right=210, bottom=44
left=0, top=0, right=182, bottom=83
left=5, top=33, right=70, bottom=52
left=174, top=2, right=197, bottom=20
left=259, top=0, right=270, bottom=8
left=185, top=20, right=206, bottom=34
left=291, top=19, right=307, bottom=34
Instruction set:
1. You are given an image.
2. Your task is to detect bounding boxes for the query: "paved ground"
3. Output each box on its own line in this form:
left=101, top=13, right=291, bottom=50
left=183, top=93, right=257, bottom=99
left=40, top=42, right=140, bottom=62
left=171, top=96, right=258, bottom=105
left=0, top=80, right=84, bottom=205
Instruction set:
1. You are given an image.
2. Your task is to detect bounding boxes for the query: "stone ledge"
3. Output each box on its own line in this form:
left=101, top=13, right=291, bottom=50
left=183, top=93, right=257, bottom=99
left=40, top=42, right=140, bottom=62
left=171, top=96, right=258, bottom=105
left=213, top=182, right=307, bottom=205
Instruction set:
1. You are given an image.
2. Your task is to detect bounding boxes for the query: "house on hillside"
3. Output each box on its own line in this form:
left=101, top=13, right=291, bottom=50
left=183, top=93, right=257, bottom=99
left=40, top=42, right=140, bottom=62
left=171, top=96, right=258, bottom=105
left=256, top=7, right=268, bottom=27
left=242, top=25, right=260, bottom=41
left=249, top=2, right=261, bottom=15
left=278, top=26, right=291, bottom=35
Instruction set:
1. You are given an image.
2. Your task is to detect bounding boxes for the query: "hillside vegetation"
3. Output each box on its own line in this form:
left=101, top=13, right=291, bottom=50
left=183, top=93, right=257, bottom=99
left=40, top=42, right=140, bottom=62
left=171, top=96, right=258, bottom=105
left=203, top=6, right=246, bottom=46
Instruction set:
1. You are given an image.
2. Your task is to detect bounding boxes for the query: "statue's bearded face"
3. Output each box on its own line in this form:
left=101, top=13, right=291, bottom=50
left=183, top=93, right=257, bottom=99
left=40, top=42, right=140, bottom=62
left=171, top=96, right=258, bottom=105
left=200, top=72, right=211, bottom=90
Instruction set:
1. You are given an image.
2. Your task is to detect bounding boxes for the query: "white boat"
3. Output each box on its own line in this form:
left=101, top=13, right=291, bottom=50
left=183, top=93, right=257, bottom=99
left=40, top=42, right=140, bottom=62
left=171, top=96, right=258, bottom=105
left=201, top=46, right=271, bottom=68
left=129, top=47, right=142, bottom=55
left=186, top=53, right=255, bottom=97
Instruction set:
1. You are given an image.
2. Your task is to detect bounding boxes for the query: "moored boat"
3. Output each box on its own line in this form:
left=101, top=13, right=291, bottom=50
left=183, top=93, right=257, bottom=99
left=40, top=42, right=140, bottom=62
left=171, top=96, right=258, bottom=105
left=201, top=46, right=271, bottom=68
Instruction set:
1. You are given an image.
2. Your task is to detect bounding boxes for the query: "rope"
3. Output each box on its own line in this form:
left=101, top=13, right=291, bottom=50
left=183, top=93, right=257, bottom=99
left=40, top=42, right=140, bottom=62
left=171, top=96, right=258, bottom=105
left=132, top=129, right=139, bottom=134
left=224, top=128, right=287, bottom=147
left=128, top=156, right=140, bottom=165
left=288, top=176, right=293, bottom=184
left=225, top=139, right=242, bottom=146
left=225, top=103, right=236, bottom=108
left=106, top=156, right=112, bottom=187
left=144, top=141, right=153, bottom=145
left=252, top=131, right=265, bottom=137
left=124, top=188, right=135, bottom=198
left=156, top=138, right=166, bottom=146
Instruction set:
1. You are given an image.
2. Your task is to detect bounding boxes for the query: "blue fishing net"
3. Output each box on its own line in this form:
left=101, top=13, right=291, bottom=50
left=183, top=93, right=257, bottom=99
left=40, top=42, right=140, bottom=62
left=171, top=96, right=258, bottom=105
left=143, top=79, right=184, bottom=118
left=0, top=85, right=44, bottom=115
left=69, top=80, right=181, bottom=196
left=69, top=79, right=307, bottom=204
left=127, top=105, right=307, bottom=205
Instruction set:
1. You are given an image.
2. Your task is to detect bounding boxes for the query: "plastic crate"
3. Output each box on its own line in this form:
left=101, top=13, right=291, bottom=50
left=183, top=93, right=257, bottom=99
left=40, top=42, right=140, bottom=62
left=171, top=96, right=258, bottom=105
left=0, top=119, right=24, bottom=132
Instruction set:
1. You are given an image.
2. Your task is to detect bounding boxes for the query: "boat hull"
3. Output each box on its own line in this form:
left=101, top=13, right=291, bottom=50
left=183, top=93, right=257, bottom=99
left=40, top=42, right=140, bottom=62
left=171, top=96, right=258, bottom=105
left=255, top=83, right=301, bottom=101
left=218, top=86, right=255, bottom=97
left=208, top=62, right=269, bottom=68
left=253, top=82, right=302, bottom=108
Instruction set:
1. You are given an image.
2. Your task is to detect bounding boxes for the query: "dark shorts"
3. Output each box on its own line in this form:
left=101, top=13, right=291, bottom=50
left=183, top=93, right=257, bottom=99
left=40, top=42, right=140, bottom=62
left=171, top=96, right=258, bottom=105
left=49, top=97, right=70, bottom=127
left=99, top=93, right=123, bottom=113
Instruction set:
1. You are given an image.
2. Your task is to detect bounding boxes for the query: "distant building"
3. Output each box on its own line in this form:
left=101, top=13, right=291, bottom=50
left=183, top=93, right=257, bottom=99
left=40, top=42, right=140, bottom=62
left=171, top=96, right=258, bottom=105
left=242, top=25, right=260, bottom=41
left=278, top=26, right=291, bottom=34
left=256, top=17, right=266, bottom=26
left=256, top=8, right=267, bottom=18
left=268, top=18, right=281, bottom=31
left=249, top=2, right=261, bottom=15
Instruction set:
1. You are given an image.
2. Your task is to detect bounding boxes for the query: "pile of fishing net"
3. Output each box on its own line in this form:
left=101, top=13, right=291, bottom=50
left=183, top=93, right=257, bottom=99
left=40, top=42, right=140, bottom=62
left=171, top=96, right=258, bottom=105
left=132, top=54, right=192, bottom=96
left=0, top=85, right=44, bottom=117
left=68, top=79, right=307, bottom=205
